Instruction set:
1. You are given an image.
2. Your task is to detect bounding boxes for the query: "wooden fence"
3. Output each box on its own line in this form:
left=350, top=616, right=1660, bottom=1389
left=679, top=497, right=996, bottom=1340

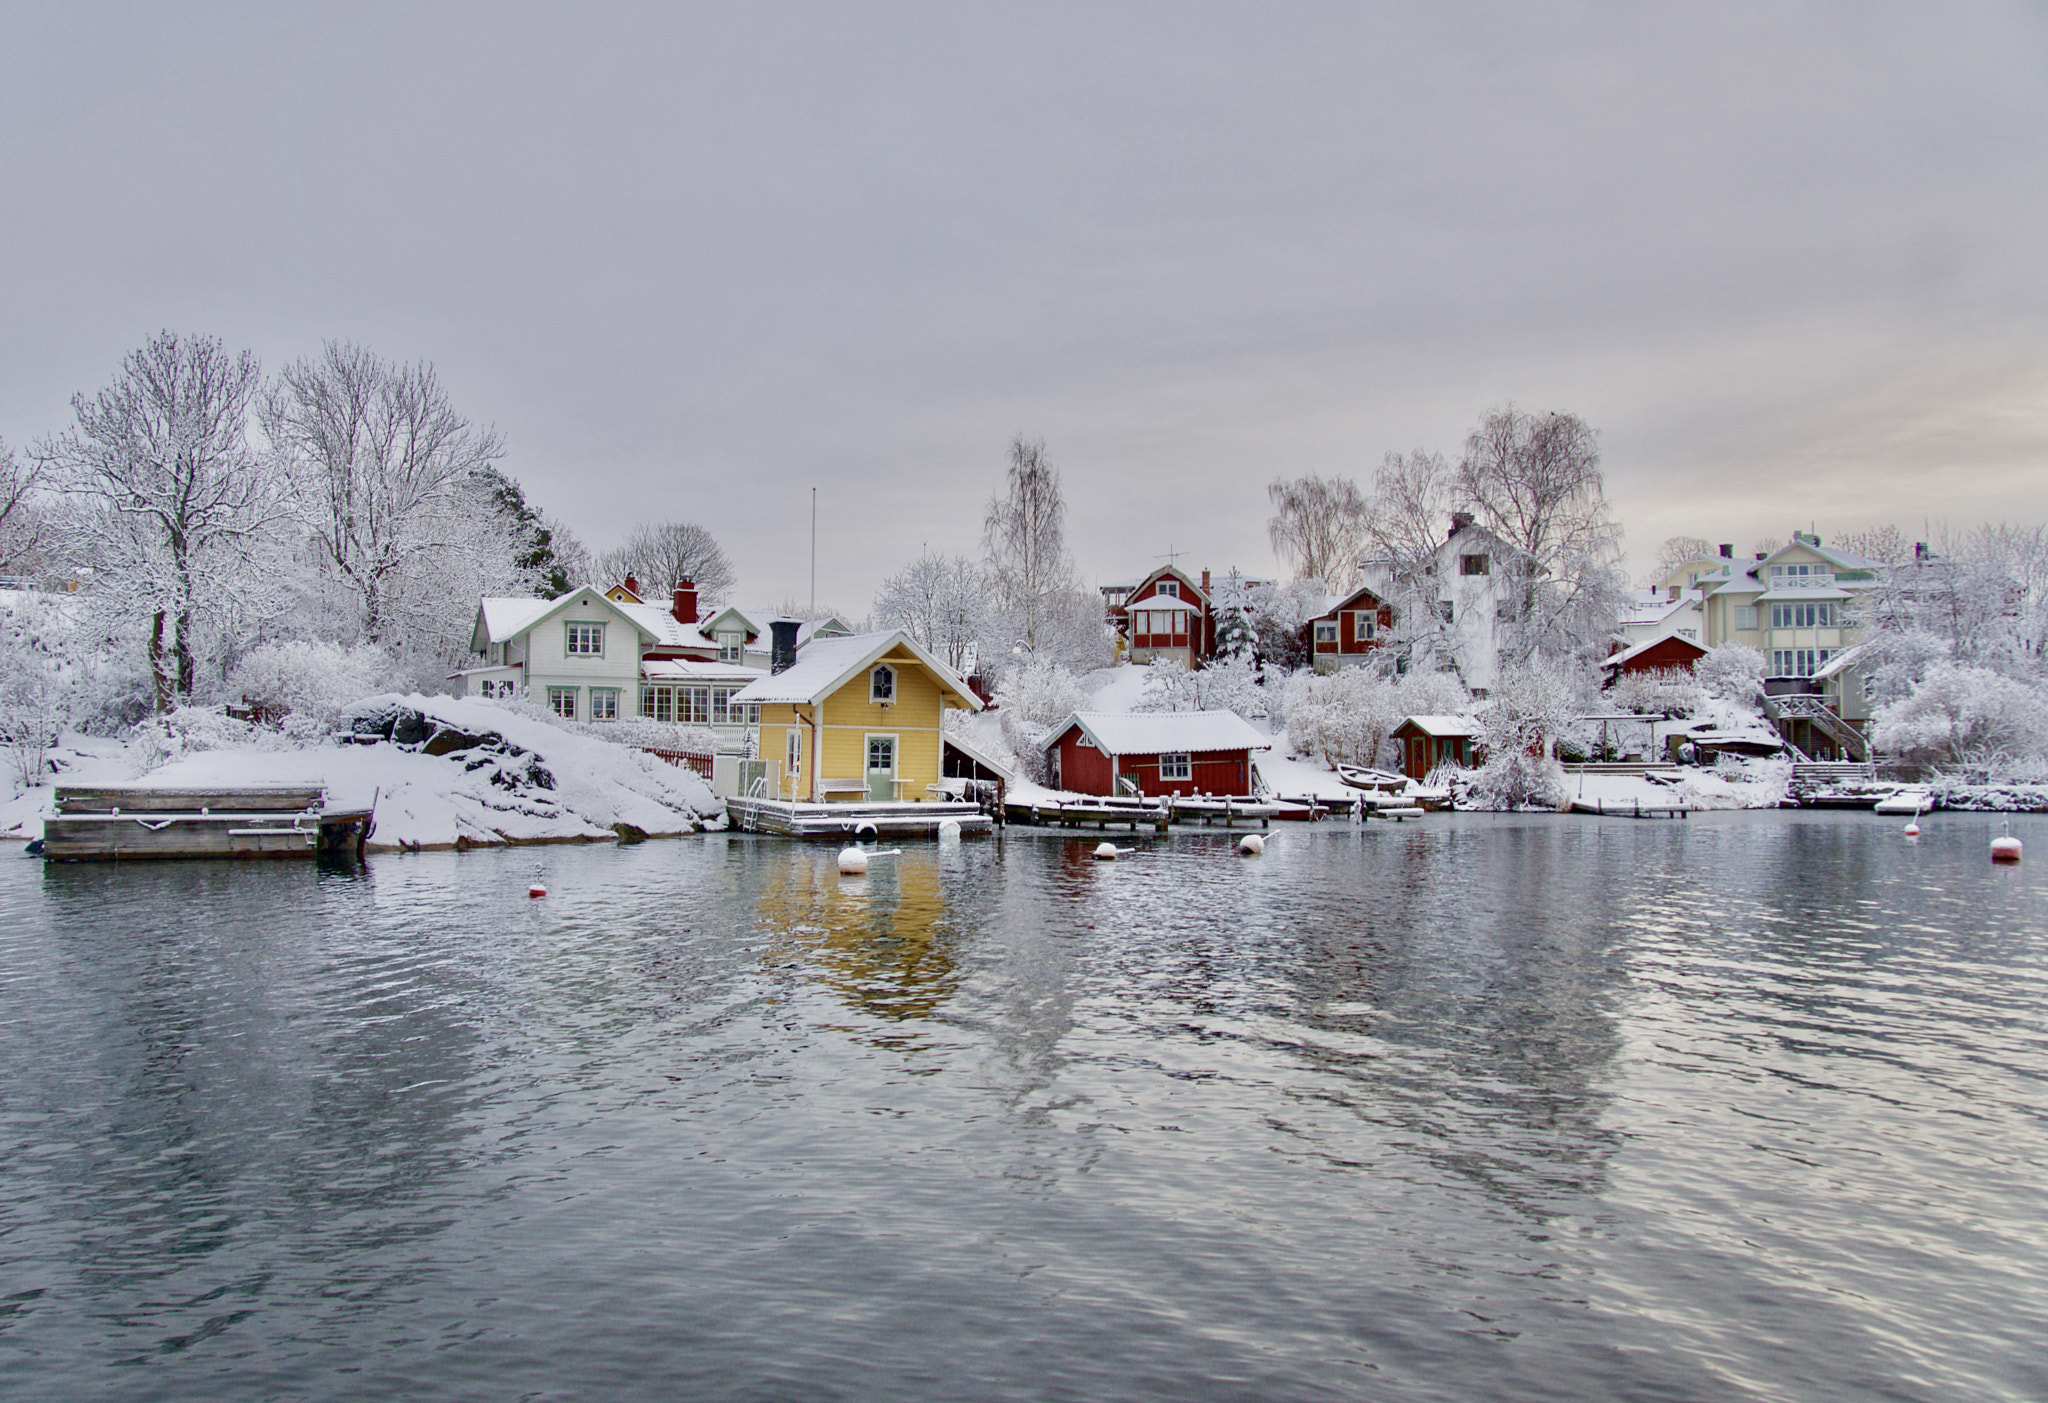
left=643, top=747, right=716, bottom=780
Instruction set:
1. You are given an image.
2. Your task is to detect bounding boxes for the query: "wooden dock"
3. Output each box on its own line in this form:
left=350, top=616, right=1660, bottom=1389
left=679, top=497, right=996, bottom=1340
left=42, top=787, right=376, bottom=861
left=724, top=796, right=993, bottom=840
left=1003, top=794, right=1284, bottom=832
left=1568, top=797, right=1691, bottom=819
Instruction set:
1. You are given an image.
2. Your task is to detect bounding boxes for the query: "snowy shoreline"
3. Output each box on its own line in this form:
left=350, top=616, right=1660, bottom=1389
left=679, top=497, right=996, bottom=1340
left=1, top=693, right=723, bottom=852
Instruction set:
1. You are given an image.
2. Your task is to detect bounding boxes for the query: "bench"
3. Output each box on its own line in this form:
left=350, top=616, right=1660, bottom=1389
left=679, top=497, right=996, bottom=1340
left=816, top=777, right=868, bottom=798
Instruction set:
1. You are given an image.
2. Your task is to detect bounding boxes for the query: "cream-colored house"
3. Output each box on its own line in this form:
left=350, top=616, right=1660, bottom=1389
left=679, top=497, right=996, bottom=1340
left=732, top=630, right=982, bottom=802
left=1701, top=534, right=1884, bottom=679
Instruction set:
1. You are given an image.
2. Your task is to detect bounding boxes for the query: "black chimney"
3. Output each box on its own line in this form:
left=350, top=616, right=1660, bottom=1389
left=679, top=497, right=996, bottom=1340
left=770, top=620, right=799, bottom=674
left=1718, top=543, right=1733, bottom=558
left=1449, top=510, right=1474, bottom=538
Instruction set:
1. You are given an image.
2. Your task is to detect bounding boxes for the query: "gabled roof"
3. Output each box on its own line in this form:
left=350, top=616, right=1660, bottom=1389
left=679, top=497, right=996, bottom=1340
left=1601, top=632, right=1710, bottom=671
left=1130, top=563, right=1207, bottom=605
left=1761, top=538, right=1883, bottom=574
left=729, top=630, right=982, bottom=710
left=1312, top=582, right=1390, bottom=619
left=614, top=601, right=719, bottom=651
left=1755, top=584, right=1851, bottom=602
left=1127, top=591, right=1195, bottom=610
left=1394, top=714, right=1479, bottom=738
left=1043, top=709, right=1271, bottom=756
left=472, top=588, right=657, bottom=651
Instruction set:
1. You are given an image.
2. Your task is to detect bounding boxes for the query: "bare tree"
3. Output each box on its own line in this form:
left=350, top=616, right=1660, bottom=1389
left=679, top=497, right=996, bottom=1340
left=983, top=435, right=1079, bottom=657
left=1360, top=448, right=1461, bottom=674
left=1649, top=534, right=1717, bottom=584
left=263, top=342, right=507, bottom=644
left=1266, top=474, right=1368, bottom=589
left=596, top=521, right=735, bottom=604
left=41, top=332, right=287, bottom=711
left=1833, top=523, right=1912, bottom=565
left=0, top=438, right=48, bottom=576
left=873, top=551, right=987, bottom=673
left=1455, top=404, right=1626, bottom=665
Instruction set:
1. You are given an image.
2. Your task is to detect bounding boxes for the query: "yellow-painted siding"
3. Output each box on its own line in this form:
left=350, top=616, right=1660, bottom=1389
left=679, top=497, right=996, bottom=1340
left=756, top=648, right=959, bottom=800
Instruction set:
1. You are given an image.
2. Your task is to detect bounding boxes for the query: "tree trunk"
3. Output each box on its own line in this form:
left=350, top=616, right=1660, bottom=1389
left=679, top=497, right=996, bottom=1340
left=174, top=607, right=196, bottom=702
left=149, top=610, right=173, bottom=715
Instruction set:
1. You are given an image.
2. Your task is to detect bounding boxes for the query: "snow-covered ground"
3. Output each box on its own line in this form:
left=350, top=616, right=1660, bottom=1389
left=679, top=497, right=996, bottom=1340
left=0, top=693, right=721, bottom=850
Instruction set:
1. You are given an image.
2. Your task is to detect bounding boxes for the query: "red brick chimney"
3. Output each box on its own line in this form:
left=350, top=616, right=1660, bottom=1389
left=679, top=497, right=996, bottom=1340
left=671, top=578, right=698, bottom=625
left=1201, top=568, right=1211, bottom=594
left=624, top=573, right=640, bottom=598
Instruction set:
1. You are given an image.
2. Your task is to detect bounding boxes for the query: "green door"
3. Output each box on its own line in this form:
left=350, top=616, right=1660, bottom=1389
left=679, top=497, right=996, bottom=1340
left=866, top=735, right=896, bottom=801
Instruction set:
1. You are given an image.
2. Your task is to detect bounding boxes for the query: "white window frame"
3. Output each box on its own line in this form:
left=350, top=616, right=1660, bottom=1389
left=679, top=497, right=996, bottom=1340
left=547, top=686, right=579, bottom=719
left=785, top=728, right=802, bottom=779
left=1314, top=621, right=1338, bottom=644
left=589, top=687, right=620, bottom=721
left=1735, top=605, right=1759, bottom=631
left=870, top=664, right=896, bottom=705
left=1157, top=580, right=1179, bottom=598
left=1353, top=612, right=1376, bottom=642
left=717, top=630, right=744, bottom=663
left=566, top=622, right=605, bottom=656
left=1159, top=753, right=1192, bottom=781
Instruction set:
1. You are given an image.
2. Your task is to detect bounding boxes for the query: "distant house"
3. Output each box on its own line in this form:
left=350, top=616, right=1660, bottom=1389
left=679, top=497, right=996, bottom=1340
left=1601, top=632, right=1709, bottom=683
left=1360, top=513, right=1531, bottom=697
left=1306, top=583, right=1393, bottom=673
left=1391, top=715, right=1479, bottom=780
left=1700, top=533, right=1884, bottom=680
left=1041, top=710, right=1271, bottom=798
left=458, top=579, right=767, bottom=749
left=1104, top=565, right=1272, bottom=668
left=731, top=630, right=983, bottom=803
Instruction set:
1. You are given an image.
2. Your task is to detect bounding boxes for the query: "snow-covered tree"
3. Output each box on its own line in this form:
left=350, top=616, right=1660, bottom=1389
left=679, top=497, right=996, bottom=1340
left=1648, top=534, right=1717, bottom=584
left=992, top=659, right=1084, bottom=783
left=41, top=332, right=290, bottom=712
left=1465, top=655, right=1586, bottom=809
left=1267, top=474, right=1368, bottom=590
left=1247, top=578, right=1326, bottom=671
left=983, top=435, right=1097, bottom=669
left=1872, top=663, right=2048, bottom=771
left=1609, top=666, right=1704, bottom=718
left=0, top=437, right=49, bottom=576
left=873, top=551, right=987, bottom=673
left=1695, top=643, right=1766, bottom=711
left=1455, top=404, right=1627, bottom=669
left=596, top=519, right=735, bottom=604
left=0, top=592, right=71, bottom=792
left=478, top=465, right=587, bottom=598
left=227, top=640, right=400, bottom=729
left=263, top=342, right=511, bottom=646
left=1211, top=568, right=1258, bottom=660
left=1137, top=654, right=1266, bottom=721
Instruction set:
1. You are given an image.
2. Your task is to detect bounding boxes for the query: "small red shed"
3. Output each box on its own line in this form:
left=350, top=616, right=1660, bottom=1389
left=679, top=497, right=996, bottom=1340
left=1392, top=715, right=1479, bottom=780
left=1043, top=710, right=1272, bottom=798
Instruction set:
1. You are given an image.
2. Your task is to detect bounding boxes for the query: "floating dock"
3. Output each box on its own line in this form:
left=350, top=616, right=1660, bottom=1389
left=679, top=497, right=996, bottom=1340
left=42, top=787, right=376, bottom=861
left=1567, top=797, right=1691, bottom=819
left=725, top=797, right=993, bottom=840
left=1004, top=794, right=1286, bottom=831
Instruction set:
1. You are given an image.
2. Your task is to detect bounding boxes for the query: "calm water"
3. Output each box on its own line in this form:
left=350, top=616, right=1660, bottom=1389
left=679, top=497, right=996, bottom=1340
left=1, top=813, right=2044, bottom=1401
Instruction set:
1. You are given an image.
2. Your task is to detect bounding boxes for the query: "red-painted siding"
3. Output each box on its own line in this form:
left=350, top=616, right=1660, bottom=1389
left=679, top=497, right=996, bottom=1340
left=1051, top=728, right=1115, bottom=794
left=1049, top=725, right=1253, bottom=796
left=1608, top=636, right=1707, bottom=678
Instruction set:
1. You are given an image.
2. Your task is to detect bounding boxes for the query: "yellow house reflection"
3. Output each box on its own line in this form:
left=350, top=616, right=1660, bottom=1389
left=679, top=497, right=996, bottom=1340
left=754, top=850, right=961, bottom=1032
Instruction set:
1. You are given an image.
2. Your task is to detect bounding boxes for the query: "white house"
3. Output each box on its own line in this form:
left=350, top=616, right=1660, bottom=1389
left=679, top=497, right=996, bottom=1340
left=1360, top=513, right=1529, bottom=697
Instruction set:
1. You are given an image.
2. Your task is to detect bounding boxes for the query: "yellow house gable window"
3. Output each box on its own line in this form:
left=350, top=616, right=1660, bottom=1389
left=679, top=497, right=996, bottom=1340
left=870, top=664, right=896, bottom=704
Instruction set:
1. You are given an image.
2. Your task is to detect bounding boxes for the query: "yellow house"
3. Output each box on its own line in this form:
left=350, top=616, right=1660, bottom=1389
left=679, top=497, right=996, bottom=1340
left=729, top=630, right=983, bottom=802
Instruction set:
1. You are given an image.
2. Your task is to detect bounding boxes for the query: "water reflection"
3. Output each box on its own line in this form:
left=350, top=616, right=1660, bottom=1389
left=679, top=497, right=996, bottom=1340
left=752, top=848, right=964, bottom=1030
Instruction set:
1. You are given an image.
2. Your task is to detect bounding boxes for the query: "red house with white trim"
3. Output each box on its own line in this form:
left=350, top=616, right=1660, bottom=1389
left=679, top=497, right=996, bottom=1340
left=1306, top=583, right=1393, bottom=672
left=1043, top=710, right=1272, bottom=798
left=1601, top=632, right=1709, bottom=684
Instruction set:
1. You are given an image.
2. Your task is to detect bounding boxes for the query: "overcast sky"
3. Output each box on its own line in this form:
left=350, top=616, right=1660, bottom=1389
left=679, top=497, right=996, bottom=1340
left=3, top=2, right=2044, bottom=610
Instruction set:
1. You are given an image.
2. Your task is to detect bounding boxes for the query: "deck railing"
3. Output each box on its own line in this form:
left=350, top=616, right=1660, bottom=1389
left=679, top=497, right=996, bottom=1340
left=642, top=747, right=715, bottom=780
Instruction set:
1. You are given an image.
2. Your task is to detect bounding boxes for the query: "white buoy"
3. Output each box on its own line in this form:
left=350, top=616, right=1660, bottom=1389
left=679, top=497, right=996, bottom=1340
left=1903, top=821, right=1921, bottom=838
left=1238, top=833, right=1265, bottom=856
left=1094, top=842, right=1135, bottom=860
left=838, top=847, right=868, bottom=875
left=1992, top=821, right=2023, bottom=863
left=937, top=819, right=962, bottom=841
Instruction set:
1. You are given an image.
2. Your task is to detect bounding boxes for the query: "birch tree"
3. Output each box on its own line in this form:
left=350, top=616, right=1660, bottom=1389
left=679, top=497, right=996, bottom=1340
left=41, top=332, right=286, bottom=711
left=0, top=438, right=48, bottom=576
left=1267, top=474, right=1368, bottom=590
left=1361, top=448, right=1462, bottom=675
left=263, top=342, right=507, bottom=644
left=595, top=520, right=735, bottom=603
left=1455, top=405, right=1626, bottom=666
left=983, top=436, right=1078, bottom=658
left=873, top=551, right=987, bottom=673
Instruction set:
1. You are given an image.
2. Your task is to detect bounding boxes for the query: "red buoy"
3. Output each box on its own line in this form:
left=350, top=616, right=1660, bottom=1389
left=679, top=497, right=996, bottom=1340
left=528, top=884, right=548, bottom=898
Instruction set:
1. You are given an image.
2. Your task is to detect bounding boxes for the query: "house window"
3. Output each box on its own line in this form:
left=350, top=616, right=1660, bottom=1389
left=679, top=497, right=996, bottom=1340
left=1771, top=602, right=1834, bottom=629
left=1736, top=605, right=1759, bottom=631
left=1437, top=600, right=1455, bottom=622
left=1771, top=649, right=1829, bottom=677
left=1353, top=612, right=1376, bottom=642
left=1314, top=621, right=1338, bottom=644
left=548, top=687, right=578, bottom=719
left=589, top=688, right=619, bottom=721
left=1158, top=580, right=1178, bottom=598
left=785, top=728, right=802, bottom=779
left=1159, top=753, right=1192, bottom=781
left=871, top=664, right=896, bottom=704
left=566, top=622, right=604, bottom=656
left=1460, top=554, right=1489, bottom=576
left=717, top=630, right=744, bottom=662
left=676, top=687, right=709, bottom=724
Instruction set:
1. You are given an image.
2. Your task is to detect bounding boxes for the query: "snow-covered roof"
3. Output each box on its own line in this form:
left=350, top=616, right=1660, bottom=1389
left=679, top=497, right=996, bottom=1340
left=729, top=630, right=981, bottom=710
left=614, top=601, right=719, bottom=650
left=641, top=659, right=766, bottom=682
left=1755, top=585, right=1851, bottom=602
left=1126, top=592, right=1195, bottom=610
left=1043, top=710, right=1271, bottom=756
left=1601, top=632, right=1710, bottom=671
left=477, top=597, right=556, bottom=642
left=1812, top=642, right=1871, bottom=681
left=1396, top=714, right=1479, bottom=738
